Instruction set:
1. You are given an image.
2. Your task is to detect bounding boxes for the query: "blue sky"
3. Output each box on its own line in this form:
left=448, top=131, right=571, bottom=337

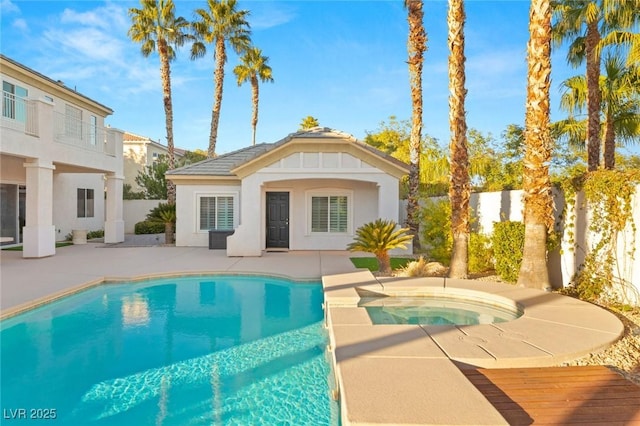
left=1, top=0, right=592, bottom=155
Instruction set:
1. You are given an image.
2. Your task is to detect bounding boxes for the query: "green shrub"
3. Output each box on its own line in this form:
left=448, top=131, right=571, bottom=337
left=420, top=198, right=452, bottom=265
left=87, top=229, right=104, bottom=239
left=491, top=221, right=525, bottom=282
left=469, top=232, right=494, bottom=273
left=135, top=220, right=165, bottom=234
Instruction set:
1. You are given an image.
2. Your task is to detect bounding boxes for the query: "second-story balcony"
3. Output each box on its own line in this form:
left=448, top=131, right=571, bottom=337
left=1, top=91, right=116, bottom=157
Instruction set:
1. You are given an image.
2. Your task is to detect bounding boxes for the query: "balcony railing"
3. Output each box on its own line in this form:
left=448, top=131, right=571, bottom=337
left=1, top=92, right=38, bottom=136
left=1, top=91, right=115, bottom=157
left=52, top=111, right=115, bottom=156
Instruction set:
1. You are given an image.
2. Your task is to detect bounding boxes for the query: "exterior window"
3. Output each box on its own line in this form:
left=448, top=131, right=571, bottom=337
left=199, top=196, right=234, bottom=231
left=311, top=195, right=348, bottom=233
left=65, top=104, right=82, bottom=139
left=90, top=115, right=97, bottom=145
left=77, top=188, right=95, bottom=218
left=2, top=81, right=28, bottom=122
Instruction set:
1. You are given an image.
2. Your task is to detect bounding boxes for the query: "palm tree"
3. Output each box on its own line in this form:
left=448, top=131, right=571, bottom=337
left=552, top=0, right=604, bottom=171
left=556, top=55, right=640, bottom=169
left=347, top=219, right=413, bottom=276
left=447, top=0, right=470, bottom=279
left=233, top=47, right=274, bottom=146
left=192, top=0, right=251, bottom=158
left=600, top=0, right=640, bottom=66
left=405, top=0, right=427, bottom=252
left=518, top=0, right=554, bottom=290
left=299, top=116, right=319, bottom=130
left=128, top=0, right=190, bottom=204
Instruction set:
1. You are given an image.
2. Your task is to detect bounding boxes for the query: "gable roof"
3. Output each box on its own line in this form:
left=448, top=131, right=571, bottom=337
left=167, top=127, right=409, bottom=179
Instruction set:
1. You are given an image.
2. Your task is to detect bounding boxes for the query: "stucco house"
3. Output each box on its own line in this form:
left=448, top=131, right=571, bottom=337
left=123, top=131, right=185, bottom=193
left=0, top=54, right=124, bottom=257
left=166, top=127, right=410, bottom=256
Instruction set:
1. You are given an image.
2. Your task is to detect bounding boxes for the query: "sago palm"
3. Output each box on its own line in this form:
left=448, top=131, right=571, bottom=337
left=347, top=219, right=413, bottom=276
left=518, top=0, right=554, bottom=290
left=128, top=0, right=190, bottom=204
left=405, top=0, right=427, bottom=251
left=192, top=0, right=251, bottom=158
left=233, top=47, right=274, bottom=146
left=447, top=0, right=470, bottom=279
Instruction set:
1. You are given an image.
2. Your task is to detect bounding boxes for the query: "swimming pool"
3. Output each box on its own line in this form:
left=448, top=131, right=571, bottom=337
left=0, top=275, right=339, bottom=425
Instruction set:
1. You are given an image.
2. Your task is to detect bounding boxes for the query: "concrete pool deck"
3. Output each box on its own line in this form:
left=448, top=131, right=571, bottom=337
left=0, top=244, right=625, bottom=425
left=323, top=271, right=625, bottom=425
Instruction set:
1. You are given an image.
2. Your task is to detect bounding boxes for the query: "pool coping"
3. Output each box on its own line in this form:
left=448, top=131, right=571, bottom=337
left=322, top=270, right=625, bottom=426
left=0, top=271, right=321, bottom=321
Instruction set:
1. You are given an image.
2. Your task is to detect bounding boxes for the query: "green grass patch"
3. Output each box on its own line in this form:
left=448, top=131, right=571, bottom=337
left=350, top=257, right=413, bottom=271
left=2, top=242, right=74, bottom=251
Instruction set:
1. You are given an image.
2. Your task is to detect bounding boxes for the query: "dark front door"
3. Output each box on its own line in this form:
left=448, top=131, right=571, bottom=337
left=266, top=192, right=289, bottom=248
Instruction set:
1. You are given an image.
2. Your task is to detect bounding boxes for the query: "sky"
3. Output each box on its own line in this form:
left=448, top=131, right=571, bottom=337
left=0, top=0, right=606, bottom=155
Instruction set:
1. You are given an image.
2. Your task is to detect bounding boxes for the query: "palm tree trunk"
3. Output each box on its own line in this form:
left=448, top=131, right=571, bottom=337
left=448, top=0, right=470, bottom=279
left=208, top=37, right=227, bottom=158
left=603, top=110, right=616, bottom=169
left=158, top=39, right=176, bottom=205
left=406, top=0, right=427, bottom=252
left=518, top=0, right=553, bottom=290
left=251, top=75, right=259, bottom=146
left=585, top=20, right=602, bottom=171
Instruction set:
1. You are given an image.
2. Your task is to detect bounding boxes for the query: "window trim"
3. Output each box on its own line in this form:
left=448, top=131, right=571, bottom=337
left=77, top=188, right=95, bottom=218
left=306, top=189, right=353, bottom=235
left=195, top=192, right=238, bottom=232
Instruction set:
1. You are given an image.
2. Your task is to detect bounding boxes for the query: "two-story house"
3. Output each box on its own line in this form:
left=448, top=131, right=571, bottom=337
left=123, top=131, right=184, bottom=194
left=0, top=54, right=124, bottom=257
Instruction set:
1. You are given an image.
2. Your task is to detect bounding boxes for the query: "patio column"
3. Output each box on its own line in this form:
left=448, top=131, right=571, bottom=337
left=377, top=176, right=400, bottom=223
left=22, top=160, right=56, bottom=258
left=227, top=175, right=263, bottom=256
left=104, top=173, right=125, bottom=243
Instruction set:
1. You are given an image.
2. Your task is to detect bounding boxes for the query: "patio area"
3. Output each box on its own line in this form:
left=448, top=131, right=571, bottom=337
left=1, top=243, right=635, bottom=425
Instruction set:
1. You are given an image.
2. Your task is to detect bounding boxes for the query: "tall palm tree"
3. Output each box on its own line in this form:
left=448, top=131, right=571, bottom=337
left=128, top=0, right=190, bottom=205
left=405, top=0, right=427, bottom=252
left=556, top=55, right=640, bottom=169
left=518, top=0, right=554, bottom=290
left=447, top=0, right=470, bottom=279
left=552, top=0, right=604, bottom=171
left=233, top=47, right=274, bottom=146
left=600, top=0, right=640, bottom=66
left=192, top=0, right=251, bottom=158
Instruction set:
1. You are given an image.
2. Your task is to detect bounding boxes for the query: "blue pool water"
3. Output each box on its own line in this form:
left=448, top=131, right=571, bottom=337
left=0, top=275, right=339, bottom=425
left=360, top=296, right=521, bottom=325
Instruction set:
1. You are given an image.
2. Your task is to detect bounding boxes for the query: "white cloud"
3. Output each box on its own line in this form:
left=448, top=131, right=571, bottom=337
left=12, top=18, right=27, bottom=32
left=60, top=2, right=128, bottom=31
left=250, top=4, right=296, bottom=30
left=0, top=0, right=19, bottom=14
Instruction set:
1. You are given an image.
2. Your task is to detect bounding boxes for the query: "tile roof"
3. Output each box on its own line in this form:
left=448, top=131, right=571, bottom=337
left=167, top=144, right=272, bottom=176
left=166, top=127, right=408, bottom=176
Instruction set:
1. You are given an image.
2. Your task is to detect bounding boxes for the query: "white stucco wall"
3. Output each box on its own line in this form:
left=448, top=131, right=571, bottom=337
left=175, top=183, right=241, bottom=247
left=227, top=151, right=403, bottom=256
left=52, top=173, right=105, bottom=241
left=418, top=187, right=640, bottom=305
left=263, top=178, right=380, bottom=250
left=123, top=199, right=167, bottom=233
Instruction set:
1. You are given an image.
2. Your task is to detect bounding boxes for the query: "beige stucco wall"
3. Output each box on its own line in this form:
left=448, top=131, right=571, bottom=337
left=52, top=173, right=105, bottom=241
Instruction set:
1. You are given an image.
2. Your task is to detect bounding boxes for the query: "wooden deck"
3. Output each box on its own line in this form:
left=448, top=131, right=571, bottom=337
left=462, top=366, right=640, bottom=425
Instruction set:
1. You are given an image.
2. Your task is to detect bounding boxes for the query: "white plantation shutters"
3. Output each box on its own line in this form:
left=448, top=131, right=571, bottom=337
left=200, top=196, right=234, bottom=231
left=311, top=195, right=347, bottom=233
